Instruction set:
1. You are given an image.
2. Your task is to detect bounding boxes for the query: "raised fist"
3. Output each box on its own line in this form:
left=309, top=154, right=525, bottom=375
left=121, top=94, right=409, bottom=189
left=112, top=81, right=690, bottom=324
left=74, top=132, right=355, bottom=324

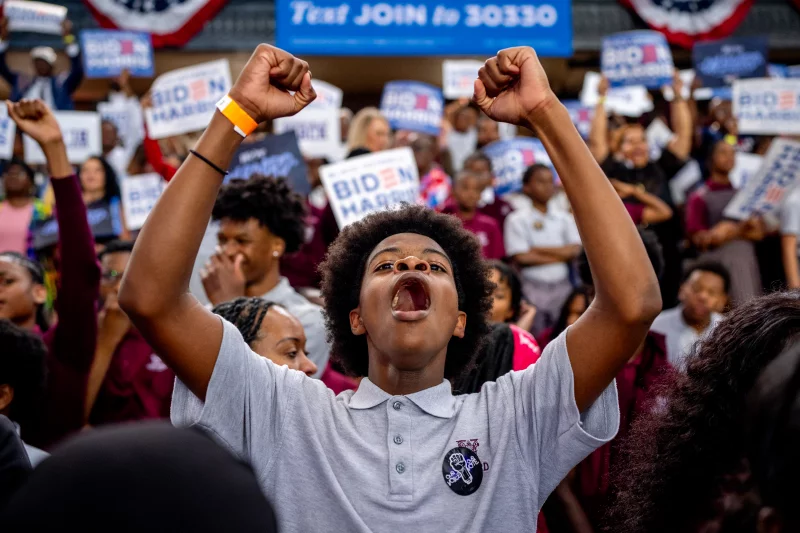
left=6, top=100, right=63, bottom=147
left=473, top=47, right=556, bottom=128
left=228, top=44, right=316, bottom=124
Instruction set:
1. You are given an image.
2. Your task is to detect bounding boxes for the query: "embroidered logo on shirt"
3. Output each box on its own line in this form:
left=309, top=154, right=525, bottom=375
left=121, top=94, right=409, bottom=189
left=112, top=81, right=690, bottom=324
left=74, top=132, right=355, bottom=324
left=533, top=221, right=544, bottom=230
left=442, top=447, right=483, bottom=496
left=145, top=354, right=169, bottom=372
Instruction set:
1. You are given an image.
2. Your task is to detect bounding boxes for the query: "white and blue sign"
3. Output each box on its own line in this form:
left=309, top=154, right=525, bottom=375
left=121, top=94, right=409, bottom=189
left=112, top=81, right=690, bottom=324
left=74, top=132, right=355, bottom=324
left=482, top=137, right=554, bottom=196
left=121, top=173, right=166, bottom=231
left=562, top=100, right=592, bottom=139
left=0, top=105, right=17, bottom=161
left=276, top=0, right=573, bottom=57
left=228, top=131, right=310, bottom=196
left=320, top=147, right=420, bottom=229
left=733, top=78, right=800, bottom=135
left=724, top=139, right=800, bottom=220
left=380, top=81, right=443, bottom=136
left=769, top=64, right=800, bottom=79
left=23, top=111, right=101, bottom=165
left=80, top=30, right=154, bottom=79
left=602, top=31, right=673, bottom=89
left=693, top=36, right=768, bottom=88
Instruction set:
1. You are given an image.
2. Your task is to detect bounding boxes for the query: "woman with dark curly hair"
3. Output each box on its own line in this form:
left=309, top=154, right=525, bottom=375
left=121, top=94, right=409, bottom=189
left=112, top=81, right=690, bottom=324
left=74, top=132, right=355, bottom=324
left=119, top=44, right=661, bottom=533
left=198, top=173, right=329, bottom=376
left=609, top=290, right=800, bottom=533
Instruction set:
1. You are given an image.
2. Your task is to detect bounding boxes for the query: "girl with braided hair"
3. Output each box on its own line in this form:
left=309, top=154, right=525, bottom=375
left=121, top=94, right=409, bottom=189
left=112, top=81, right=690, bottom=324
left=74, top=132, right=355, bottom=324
left=212, top=297, right=317, bottom=377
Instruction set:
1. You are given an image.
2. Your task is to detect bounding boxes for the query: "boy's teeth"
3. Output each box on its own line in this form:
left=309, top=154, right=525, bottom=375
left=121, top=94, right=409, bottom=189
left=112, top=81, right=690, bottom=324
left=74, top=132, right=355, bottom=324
left=392, top=291, right=399, bottom=309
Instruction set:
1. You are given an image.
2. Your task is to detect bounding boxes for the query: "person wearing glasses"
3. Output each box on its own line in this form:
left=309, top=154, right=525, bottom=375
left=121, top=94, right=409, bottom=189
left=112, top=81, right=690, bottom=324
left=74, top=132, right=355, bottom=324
left=85, top=240, right=175, bottom=426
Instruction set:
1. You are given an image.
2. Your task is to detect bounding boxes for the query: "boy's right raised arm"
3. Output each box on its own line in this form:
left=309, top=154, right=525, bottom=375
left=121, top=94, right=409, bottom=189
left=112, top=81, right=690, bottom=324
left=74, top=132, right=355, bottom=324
left=118, top=45, right=315, bottom=401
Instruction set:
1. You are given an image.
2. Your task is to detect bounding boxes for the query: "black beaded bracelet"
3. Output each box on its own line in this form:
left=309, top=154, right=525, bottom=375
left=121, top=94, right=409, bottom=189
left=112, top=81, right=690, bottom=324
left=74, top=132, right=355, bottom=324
left=189, top=149, right=228, bottom=176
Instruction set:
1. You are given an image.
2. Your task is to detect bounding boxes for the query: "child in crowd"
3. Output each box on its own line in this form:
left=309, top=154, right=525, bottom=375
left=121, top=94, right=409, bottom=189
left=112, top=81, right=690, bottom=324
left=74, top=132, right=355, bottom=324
left=200, top=175, right=330, bottom=377
left=414, top=134, right=452, bottom=210
left=86, top=240, right=174, bottom=426
left=0, top=99, right=100, bottom=451
left=440, top=170, right=505, bottom=260
left=686, top=140, right=764, bottom=304
left=504, top=163, right=581, bottom=335
left=538, top=286, right=593, bottom=349
left=651, top=262, right=729, bottom=369
left=487, top=260, right=536, bottom=332
left=212, top=297, right=318, bottom=377
left=462, top=151, right=514, bottom=230
left=0, top=159, right=48, bottom=256
left=118, top=44, right=660, bottom=533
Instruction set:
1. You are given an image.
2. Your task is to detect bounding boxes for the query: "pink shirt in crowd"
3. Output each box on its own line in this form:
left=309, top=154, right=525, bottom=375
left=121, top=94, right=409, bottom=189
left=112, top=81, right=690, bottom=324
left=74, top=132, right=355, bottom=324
left=0, top=201, right=33, bottom=254
left=440, top=204, right=506, bottom=259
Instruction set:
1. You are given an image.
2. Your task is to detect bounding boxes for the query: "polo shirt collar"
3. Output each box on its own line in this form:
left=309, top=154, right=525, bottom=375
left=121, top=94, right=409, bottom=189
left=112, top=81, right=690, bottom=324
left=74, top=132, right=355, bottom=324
left=349, top=378, right=456, bottom=419
left=261, top=276, right=292, bottom=301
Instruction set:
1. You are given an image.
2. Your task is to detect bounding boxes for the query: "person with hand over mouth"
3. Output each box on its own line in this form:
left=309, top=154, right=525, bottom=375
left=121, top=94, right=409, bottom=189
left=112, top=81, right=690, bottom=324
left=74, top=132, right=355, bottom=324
left=118, top=44, right=661, bottom=533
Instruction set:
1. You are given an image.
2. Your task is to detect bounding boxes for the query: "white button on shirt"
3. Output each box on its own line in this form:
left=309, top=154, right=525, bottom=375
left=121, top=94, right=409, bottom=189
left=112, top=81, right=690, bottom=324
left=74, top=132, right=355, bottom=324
left=172, top=318, right=619, bottom=533
left=504, top=206, right=581, bottom=283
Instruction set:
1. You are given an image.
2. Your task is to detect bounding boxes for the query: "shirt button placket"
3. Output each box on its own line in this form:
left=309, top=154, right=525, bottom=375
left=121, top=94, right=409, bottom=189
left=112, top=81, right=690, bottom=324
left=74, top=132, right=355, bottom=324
left=387, top=398, right=412, bottom=498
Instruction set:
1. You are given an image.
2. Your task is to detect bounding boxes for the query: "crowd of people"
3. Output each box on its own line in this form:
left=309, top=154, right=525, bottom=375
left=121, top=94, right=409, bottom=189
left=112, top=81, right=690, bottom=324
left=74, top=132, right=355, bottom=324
left=0, top=21, right=798, bottom=533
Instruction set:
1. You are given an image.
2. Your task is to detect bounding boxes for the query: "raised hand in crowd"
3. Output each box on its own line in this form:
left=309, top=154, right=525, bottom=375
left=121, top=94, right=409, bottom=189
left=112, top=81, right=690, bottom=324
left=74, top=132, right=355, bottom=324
left=119, top=44, right=315, bottom=399
left=476, top=46, right=661, bottom=410
left=7, top=100, right=70, bottom=178
left=201, top=249, right=247, bottom=306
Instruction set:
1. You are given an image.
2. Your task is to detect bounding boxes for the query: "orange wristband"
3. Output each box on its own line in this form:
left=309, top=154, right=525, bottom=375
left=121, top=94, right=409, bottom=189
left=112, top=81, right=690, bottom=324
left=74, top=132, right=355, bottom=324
left=216, top=95, right=258, bottom=137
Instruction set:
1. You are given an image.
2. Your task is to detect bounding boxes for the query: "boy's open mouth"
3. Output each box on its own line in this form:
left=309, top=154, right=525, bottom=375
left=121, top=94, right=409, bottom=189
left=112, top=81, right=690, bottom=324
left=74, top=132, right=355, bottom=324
left=391, top=274, right=431, bottom=321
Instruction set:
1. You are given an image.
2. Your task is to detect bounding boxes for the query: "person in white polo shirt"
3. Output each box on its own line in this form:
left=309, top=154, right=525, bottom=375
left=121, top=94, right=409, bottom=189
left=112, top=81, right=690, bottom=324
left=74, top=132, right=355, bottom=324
left=504, top=163, right=582, bottom=335
left=118, top=44, right=662, bottom=533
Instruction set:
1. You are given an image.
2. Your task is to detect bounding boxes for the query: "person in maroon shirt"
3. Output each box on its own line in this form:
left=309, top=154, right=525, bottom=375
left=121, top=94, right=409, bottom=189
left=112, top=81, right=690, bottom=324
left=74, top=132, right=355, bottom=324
left=463, top=151, right=514, bottom=231
left=440, top=170, right=505, bottom=260
left=86, top=240, right=174, bottom=425
left=0, top=99, right=100, bottom=449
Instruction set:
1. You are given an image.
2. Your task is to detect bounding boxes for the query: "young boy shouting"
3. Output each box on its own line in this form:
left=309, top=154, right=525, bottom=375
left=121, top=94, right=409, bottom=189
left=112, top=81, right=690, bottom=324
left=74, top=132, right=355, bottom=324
left=116, top=44, right=661, bottom=532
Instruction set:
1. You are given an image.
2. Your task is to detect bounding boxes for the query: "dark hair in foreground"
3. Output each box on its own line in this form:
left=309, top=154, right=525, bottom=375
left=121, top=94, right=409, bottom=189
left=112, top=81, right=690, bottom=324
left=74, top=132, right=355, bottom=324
left=320, top=205, right=494, bottom=379
left=609, top=290, right=800, bottom=533
left=0, top=319, right=47, bottom=431
left=212, top=297, right=277, bottom=346
left=98, top=239, right=135, bottom=259
left=488, top=260, right=522, bottom=322
left=212, top=175, right=307, bottom=254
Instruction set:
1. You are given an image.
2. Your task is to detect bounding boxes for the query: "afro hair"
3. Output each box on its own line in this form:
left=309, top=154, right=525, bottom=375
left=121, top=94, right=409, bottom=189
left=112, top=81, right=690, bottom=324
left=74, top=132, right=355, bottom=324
left=320, top=204, right=494, bottom=380
left=212, top=175, right=307, bottom=254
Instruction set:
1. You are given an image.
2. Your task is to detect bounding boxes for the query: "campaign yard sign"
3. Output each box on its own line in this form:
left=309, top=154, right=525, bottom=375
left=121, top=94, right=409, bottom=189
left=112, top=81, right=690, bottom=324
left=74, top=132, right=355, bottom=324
left=145, top=59, right=231, bottom=139
left=443, top=60, right=483, bottom=100
left=5, top=0, right=66, bottom=35
left=276, top=0, right=573, bottom=57
left=23, top=111, right=101, bottom=165
left=321, top=147, right=420, bottom=229
left=729, top=152, right=764, bottom=190
left=724, top=139, right=800, bottom=221
left=482, top=138, right=554, bottom=196
left=97, top=99, right=144, bottom=151
left=580, top=71, right=654, bottom=118
left=733, top=78, right=800, bottom=135
left=81, top=30, right=154, bottom=78
left=308, top=79, right=343, bottom=110
left=602, top=31, right=673, bottom=89
left=228, top=132, right=310, bottom=197
left=273, top=107, right=341, bottom=160
left=121, top=173, right=166, bottom=231
left=380, top=81, right=444, bottom=136
left=693, top=36, right=768, bottom=88
left=562, top=100, right=592, bottom=139
left=0, top=105, right=16, bottom=161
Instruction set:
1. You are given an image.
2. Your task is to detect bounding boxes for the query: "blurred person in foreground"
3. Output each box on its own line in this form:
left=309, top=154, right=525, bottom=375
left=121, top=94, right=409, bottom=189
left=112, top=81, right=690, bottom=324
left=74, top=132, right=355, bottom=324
left=118, top=43, right=660, bottom=532
left=0, top=18, right=83, bottom=111
left=610, top=290, right=800, bottom=533
left=0, top=99, right=100, bottom=450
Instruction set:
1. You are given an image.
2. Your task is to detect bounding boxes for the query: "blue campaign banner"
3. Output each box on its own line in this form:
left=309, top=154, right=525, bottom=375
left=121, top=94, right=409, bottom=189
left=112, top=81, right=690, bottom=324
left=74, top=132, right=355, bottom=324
left=693, top=36, right=768, bottom=88
left=80, top=30, right=154, bottom=79
left=601, top=31, right=673, bottom=89
left=482, top=137, right=554, bottom=196
left=380, top=81, right=443, bottom=136
left=228, top=131, right=310, bottom=196
left=769, top=64, right=800, bottom=79
left=276, top=0, right=573, bottom=57
left=562, top=100, right=592, bottom=139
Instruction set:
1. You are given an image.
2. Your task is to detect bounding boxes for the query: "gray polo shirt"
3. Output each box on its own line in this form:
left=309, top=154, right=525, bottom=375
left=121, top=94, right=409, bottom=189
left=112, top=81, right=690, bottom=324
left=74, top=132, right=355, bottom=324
left=172, top=318, right=619, bottom=533
left=260, top=276, right=329, bottom=378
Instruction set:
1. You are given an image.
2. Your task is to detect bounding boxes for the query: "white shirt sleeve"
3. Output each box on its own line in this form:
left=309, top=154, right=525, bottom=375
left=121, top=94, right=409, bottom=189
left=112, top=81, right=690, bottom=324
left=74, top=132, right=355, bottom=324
left=171, top=317, right=303, bottom=463
left=504, top=212, right=531, bottom=257
left=499, top=329, right=619, bottom=499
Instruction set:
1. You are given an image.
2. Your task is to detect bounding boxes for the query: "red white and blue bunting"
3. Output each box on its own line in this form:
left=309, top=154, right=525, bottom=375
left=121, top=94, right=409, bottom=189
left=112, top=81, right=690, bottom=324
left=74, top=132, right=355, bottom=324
left=82, top=0, right=229, bottom=48
left=619, top=0, right=754, bottom=48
